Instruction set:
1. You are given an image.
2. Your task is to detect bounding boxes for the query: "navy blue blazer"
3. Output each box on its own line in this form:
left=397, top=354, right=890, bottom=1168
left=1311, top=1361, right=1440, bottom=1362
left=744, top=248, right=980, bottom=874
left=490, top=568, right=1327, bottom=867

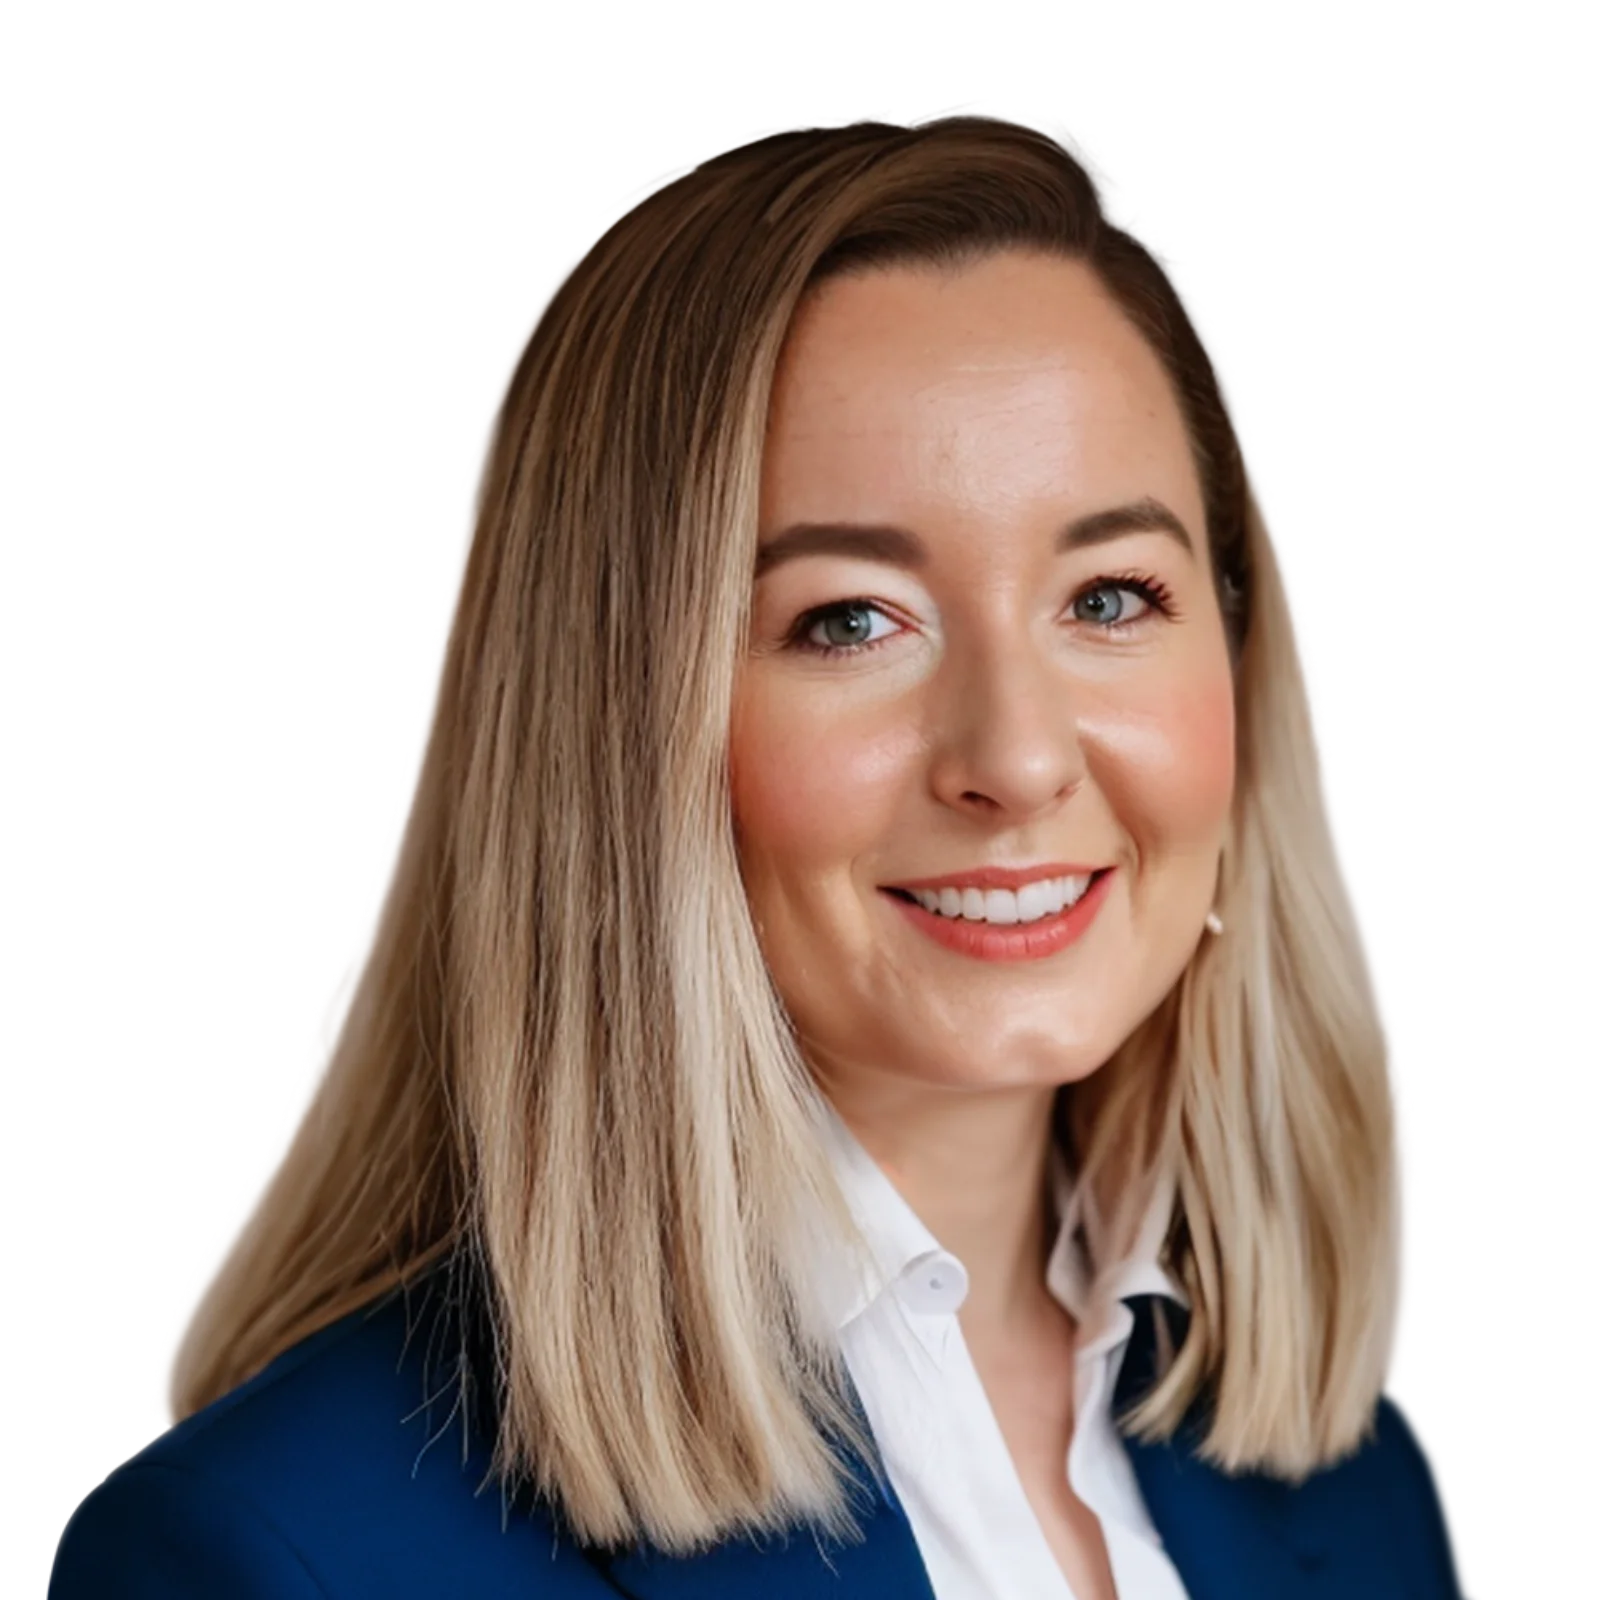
left=51, top=1274, right=1463, bottom=1597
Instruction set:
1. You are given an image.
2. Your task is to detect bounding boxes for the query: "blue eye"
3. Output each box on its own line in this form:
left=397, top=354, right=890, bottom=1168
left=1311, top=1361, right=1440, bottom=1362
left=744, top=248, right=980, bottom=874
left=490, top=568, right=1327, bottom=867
left=1068, top=579, right=1158, bottom=620
left=785, top=572, right=1177, bottom=660
left=790, top=598, right=902, bottom=652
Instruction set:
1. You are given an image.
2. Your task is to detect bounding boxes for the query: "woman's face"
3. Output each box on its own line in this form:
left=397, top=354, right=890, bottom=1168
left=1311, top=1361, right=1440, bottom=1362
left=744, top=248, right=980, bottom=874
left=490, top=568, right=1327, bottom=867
left=730, top=250, right=1235, bottom=1101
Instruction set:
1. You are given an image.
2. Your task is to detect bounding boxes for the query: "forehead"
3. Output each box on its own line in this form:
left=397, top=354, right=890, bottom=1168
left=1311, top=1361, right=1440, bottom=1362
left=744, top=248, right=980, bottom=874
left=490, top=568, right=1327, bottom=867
left=761, top=251, right=1200, bottom=537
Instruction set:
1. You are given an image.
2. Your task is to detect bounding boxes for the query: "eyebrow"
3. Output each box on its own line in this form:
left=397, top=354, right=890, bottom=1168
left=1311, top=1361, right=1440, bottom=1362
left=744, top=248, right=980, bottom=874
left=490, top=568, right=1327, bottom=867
left=753, top=495, right=1195, bottom=579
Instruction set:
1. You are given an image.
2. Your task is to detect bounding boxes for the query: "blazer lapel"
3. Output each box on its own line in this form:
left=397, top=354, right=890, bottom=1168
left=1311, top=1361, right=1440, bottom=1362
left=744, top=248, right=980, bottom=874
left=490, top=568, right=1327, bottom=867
left=600, top=1295, right=1444, bottom=1600
left=597, top=1397, right=937, bottom=1600
left=599, top=1302, right=1322, bottom=1600
left=1117, top=1294, right=1330, bottom=1598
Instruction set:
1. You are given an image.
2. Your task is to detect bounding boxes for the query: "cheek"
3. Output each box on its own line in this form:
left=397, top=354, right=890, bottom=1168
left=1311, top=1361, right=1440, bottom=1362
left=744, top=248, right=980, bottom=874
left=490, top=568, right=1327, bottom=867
left=1173, top=677, right=1237, bottom=823
left=728, top=681, right=911, bottom=876
left=1089, top=671, right=1236, bottom=840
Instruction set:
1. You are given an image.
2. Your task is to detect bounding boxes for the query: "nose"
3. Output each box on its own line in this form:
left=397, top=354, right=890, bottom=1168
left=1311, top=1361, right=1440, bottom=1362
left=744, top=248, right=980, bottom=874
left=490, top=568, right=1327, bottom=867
left=928, top=643, right=1088, bottom=825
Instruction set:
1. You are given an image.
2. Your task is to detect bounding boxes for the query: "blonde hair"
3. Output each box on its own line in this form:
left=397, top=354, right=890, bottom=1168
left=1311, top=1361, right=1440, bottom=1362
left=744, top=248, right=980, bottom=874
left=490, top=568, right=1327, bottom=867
left=172, top=115, right=1397, bottom=1552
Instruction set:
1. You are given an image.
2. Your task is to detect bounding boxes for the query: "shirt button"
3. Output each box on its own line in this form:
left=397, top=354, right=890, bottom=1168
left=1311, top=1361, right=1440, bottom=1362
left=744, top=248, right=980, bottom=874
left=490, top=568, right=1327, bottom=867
left=896, top=1250, right=969, bottom=1315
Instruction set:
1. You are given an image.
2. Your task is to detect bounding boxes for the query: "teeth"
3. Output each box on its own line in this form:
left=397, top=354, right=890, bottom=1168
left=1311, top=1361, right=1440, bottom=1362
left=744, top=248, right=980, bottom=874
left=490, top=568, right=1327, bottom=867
left=908, top=874, right=1094, bottom=925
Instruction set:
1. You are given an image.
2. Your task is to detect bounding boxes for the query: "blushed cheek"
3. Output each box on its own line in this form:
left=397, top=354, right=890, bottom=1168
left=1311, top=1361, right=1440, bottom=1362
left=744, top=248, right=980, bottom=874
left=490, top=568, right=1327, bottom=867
left=728, top=689, right=896, bottom=878
left=1089, top=672, right=1236, bottom=843
left=1170, top=677, right=1237, bottom=831
left=730, top=698, right=798, bottom=866
left=730, top=740, right=830, bottom=868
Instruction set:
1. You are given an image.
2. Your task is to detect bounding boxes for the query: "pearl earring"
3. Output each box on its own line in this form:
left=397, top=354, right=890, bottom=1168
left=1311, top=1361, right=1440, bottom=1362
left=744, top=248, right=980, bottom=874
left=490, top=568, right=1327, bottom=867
left=1205, top=909, right=1224, bottom=935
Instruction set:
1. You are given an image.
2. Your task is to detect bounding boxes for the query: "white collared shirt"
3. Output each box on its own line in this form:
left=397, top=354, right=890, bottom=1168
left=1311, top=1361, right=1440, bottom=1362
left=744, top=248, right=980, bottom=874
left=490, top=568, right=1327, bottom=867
left=815, top=1104, right=1193, bottom=1600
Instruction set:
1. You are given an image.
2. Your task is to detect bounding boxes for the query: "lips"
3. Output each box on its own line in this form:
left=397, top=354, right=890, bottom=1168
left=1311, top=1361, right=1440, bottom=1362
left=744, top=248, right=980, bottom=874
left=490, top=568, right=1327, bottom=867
left=883, top=863, right=1116, bottom=960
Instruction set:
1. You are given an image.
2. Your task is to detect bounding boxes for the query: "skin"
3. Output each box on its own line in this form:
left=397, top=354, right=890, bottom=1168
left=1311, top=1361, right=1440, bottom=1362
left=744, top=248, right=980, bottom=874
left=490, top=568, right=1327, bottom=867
left=729, top=249, right=1236, bottom=1595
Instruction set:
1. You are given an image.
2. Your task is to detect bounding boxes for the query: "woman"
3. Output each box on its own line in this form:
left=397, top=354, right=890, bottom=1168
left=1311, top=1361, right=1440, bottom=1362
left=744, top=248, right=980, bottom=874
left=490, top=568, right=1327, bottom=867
left=50, top=116, right=1463, bottom=1598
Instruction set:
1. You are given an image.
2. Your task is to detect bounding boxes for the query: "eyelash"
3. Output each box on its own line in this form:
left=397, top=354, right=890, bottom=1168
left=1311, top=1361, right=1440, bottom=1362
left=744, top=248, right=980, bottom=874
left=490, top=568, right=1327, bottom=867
left=784, top=571, right=1179, bottom=660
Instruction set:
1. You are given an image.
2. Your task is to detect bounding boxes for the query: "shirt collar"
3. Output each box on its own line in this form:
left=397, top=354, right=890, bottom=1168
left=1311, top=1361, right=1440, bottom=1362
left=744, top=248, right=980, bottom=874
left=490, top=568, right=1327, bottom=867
left=814, top=1097, right=1188, bottom=1337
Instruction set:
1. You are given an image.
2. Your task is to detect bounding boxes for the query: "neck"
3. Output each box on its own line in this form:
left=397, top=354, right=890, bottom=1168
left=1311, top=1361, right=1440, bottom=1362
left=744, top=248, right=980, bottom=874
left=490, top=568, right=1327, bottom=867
left=822, top=1073, right=1064, bottom=1340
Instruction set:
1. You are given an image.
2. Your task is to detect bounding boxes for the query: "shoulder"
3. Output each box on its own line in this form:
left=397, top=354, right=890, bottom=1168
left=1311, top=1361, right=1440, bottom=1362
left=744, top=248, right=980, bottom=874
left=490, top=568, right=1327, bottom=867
left=1122, top=1384, right=1463, bottom=1599
left=49, top=1283, right=618, bottom=1599
left=1362, top=1393, right=1461, bottom=1592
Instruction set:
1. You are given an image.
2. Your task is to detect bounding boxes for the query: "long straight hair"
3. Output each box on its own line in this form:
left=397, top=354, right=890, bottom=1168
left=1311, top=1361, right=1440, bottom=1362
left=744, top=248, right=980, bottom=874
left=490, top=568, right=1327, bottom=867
left=171, top=116, right=1397, bottom=1553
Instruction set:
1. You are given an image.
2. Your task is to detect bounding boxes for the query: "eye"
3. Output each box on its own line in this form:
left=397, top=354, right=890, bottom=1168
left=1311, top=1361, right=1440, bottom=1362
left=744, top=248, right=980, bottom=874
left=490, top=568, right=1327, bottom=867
left=787, top=598, right=902, bottom=659
left=1070, top=573, right=1176, bottom=633
left=784, top=569, right=1177, bottom=662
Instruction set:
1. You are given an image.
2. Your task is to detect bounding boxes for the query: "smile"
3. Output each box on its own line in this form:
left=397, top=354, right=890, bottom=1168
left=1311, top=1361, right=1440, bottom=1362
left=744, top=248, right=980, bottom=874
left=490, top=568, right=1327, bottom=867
left=890, top=871, right=1099, bottom=925
left=880, top=869, right=1114, bottom=962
